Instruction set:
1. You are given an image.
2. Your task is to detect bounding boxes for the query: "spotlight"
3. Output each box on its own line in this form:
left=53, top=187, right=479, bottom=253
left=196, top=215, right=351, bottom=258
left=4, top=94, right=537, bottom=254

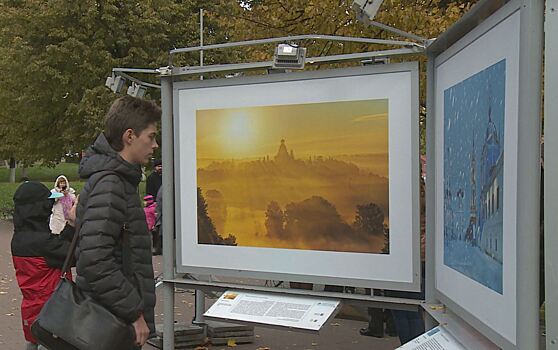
left=127, top=82, right=147, bottom=98
left=361, top=56, right=390, bottom=65
left=105, top=75, right=126, bottom=93
left=273, top=44, right=306, bottom=70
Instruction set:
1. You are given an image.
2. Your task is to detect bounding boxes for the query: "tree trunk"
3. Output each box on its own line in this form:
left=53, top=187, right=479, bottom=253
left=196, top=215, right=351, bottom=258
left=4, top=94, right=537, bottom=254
left=9, top=157, right=16, bottom=183
left=22, top=166, right=29, bottom=180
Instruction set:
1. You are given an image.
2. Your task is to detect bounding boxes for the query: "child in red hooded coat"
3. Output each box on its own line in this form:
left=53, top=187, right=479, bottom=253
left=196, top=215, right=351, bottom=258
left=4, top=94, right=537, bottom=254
left=10, top=181, right=77, bottom=350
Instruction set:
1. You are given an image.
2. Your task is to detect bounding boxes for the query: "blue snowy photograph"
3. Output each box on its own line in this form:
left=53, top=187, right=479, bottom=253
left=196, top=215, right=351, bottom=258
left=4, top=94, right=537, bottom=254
left=443, top=59, right=506, bottom=294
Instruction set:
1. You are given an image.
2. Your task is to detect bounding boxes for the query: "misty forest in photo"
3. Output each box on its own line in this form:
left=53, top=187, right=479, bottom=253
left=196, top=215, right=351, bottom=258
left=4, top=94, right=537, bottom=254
left=196, top=99, right=390, bottom=254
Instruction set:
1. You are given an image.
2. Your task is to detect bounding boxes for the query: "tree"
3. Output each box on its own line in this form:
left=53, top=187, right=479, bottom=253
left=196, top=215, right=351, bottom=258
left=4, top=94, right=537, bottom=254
left=353, top=202, right=385, bottom=236
left=0, top=0, right=480, bottom=164
left=211, top=0, right=479, bottom=154
left=197, top=187, right=236, bottom=245
left=0, top=0, right=241, bottom=163
left=283, top=196, right=354, bottom=242
left=264, top=201, right=285, bottom=238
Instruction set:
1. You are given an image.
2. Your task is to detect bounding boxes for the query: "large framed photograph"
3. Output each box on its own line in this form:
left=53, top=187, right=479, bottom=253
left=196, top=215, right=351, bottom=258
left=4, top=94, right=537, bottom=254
left=174, top=63, right=420, bottom=290
left=431, top=1, right=540, bottom=347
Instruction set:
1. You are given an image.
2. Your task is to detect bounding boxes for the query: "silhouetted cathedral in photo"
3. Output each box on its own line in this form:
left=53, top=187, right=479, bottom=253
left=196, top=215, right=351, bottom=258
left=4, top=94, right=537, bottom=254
left=274, top=139, right=295, bottom=163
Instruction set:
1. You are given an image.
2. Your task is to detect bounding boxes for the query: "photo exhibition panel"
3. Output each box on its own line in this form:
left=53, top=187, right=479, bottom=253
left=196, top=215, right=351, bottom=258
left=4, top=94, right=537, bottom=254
left=175, top=65, right=420, bottom=290
left=434, top=9, right=520, bottom=345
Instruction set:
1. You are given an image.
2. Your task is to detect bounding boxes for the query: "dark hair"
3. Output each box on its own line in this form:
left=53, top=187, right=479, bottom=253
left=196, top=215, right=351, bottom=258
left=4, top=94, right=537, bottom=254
left=104, top=95, right=161, bottom=151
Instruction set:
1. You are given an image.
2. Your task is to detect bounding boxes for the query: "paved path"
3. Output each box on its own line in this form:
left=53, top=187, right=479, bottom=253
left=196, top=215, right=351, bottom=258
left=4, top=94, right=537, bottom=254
left=0, top=220, right=401, bottom=350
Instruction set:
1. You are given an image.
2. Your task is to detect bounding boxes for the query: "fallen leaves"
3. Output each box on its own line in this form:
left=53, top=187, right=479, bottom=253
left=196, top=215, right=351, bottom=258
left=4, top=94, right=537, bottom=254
left=227, top=339, right=237, bottom=347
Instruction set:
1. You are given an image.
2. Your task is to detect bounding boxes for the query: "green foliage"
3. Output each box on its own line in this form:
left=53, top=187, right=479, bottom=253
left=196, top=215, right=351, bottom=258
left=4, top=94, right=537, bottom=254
left=0, top=0, right=234, bottom=162
left=0, top=162, right=80, bottom=182
left=0, top=160, right=148, bottom=220
left=0, top=182, right=20, bottom=219
left=0, top=0, right=479, bottom=162
left=210, top=0, right=479, bottom=154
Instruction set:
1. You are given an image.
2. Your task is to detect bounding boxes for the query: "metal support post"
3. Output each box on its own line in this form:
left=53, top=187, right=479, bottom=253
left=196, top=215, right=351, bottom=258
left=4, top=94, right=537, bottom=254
left=424, top=52, right=438, bottom=331
left=545, top=0, right=558, bottom=348
left=160, top=75, right=176, bottom=350
left=516, top=0, right=544, bottom=348
left=192, top=7, right=207, bottom=327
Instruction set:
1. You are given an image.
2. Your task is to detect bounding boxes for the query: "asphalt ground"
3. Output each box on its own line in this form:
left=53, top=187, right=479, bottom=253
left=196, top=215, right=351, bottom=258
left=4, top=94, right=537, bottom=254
left=0, top=220, right=401, bottom=350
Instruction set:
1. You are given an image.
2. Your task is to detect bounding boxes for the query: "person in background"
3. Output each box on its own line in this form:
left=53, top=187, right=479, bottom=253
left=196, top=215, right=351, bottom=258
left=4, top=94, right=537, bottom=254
left=143, top=195, right=157, bottom=232
left=11, top=181, right=77, bottom=350
left=49, top=175, right=77, bottom=234
left=143, top=194, right=159, bottom=255
left=145, top=159, right=162, bottom=198
left=152, top=186, right=163, bottom=255
left=385, top=178, right=426, bottom=345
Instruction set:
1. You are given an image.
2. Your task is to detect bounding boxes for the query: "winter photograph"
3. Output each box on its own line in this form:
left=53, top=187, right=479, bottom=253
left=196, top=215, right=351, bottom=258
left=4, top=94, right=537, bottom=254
left=443, top=59, right=506, bottom=294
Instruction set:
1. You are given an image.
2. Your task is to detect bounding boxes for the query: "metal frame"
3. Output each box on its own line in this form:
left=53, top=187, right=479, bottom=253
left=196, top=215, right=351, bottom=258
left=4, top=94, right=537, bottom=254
left=169, top=34, right=424, bottom=56
left=171, top=62, right=421, bottom=292
left=544, top=0, right=558, bottom=348
left=149, top=38, right=428, bottom=350
left=160, top=75, right=176, bottom=350
left=170, top=47, right=422, bottom=77
left=425, top=0, right=544, bottom=349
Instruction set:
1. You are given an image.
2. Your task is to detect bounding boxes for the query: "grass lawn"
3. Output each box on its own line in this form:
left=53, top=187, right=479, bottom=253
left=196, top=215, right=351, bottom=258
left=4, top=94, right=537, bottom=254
left=0, top=162, right=81, bottom=182
left=0, top=163, right=147, bottom=219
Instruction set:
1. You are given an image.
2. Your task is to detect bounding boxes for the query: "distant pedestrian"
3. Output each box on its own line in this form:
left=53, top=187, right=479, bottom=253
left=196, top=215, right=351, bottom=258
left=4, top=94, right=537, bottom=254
left=11, top=181, right=77, bottom=350
left=143, top=195, right=157, bottom=232
left=152, top=186, right=163, bottom=255
left=49, top=175, right=77, bottom=234
left=384, top=179, right=426, bottom=345
left=145, top=159, right=162, bottom=198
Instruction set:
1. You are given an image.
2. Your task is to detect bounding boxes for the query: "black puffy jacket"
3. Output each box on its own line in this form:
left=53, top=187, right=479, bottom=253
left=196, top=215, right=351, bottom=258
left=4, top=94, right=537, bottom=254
left=75, top=133, right=155, bottom=337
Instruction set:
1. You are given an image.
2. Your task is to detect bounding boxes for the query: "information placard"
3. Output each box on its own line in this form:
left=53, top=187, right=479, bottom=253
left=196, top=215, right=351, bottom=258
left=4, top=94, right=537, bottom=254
left=204, top=290, right=340, bottom=332
left=397, top=326, right=465, bottom=350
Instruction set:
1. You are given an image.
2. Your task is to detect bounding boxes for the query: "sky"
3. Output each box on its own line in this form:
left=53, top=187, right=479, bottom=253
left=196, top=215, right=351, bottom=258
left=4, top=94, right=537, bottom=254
left=196, top=98, right=389, bottom=160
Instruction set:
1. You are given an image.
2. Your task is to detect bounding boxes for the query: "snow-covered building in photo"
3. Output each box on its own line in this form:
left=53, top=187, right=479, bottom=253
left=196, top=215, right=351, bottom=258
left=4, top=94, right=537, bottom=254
left=478, top=107, right=504, bottom=264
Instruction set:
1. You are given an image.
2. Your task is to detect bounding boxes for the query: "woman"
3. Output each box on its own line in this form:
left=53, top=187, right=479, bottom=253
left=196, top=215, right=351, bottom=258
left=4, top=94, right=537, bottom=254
left=49, top=175, right=76, bottom=234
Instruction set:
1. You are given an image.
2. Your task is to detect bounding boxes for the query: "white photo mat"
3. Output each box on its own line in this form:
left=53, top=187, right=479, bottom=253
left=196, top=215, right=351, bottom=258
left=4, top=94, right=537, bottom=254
left=434, top=10, right=520, bottom=344
left=174, top=66, right=419, bottom=289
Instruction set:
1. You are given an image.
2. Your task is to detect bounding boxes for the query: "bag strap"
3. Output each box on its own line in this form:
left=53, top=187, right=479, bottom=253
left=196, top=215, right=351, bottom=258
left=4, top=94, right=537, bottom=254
left=61, top=171, right=126, bottom=277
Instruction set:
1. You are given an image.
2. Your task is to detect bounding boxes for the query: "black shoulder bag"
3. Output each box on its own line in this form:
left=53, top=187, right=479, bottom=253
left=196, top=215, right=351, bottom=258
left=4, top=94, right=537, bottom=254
left=31, top=172, right=136, bottom=350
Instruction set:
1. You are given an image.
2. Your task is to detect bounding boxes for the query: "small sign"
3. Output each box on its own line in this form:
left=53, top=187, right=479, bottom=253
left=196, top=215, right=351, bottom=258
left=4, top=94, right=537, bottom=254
left=397, top=326, right=466, bottom=350
left=204, top=290, right=340, bottom=332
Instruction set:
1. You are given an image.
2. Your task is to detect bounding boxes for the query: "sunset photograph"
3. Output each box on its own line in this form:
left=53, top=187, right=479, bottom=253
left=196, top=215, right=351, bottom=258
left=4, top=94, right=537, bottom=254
left=196, top=99, right=390, bottom=254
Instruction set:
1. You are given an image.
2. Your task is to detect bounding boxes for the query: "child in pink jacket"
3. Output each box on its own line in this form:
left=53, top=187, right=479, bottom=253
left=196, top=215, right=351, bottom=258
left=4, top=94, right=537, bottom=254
left=143, top=195, right=157, bottom=231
